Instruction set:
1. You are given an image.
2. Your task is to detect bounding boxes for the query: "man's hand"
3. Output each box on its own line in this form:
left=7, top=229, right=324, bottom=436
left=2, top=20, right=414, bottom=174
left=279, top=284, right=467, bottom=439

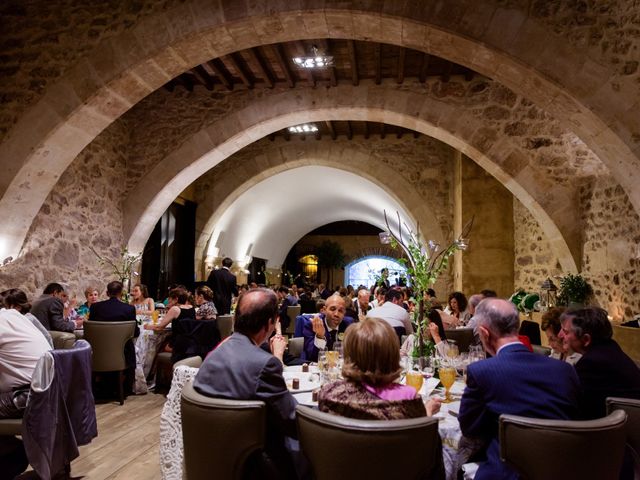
left=312, top=315, right=325, bottom=339
left=74, top=317, right=84, bottom=329
left=270, top=334, right=288, bottom=363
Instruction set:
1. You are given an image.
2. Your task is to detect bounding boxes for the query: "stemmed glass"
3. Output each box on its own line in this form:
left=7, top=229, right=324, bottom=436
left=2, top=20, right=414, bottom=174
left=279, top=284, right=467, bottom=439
left=439, top=366, right=457, bottom=403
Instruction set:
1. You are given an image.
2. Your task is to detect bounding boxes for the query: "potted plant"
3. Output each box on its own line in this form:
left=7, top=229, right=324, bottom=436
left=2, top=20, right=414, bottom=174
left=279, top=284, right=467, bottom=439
left=557, top=273, right=593, bottom=308
left=383, top=211, right=473, bottom=362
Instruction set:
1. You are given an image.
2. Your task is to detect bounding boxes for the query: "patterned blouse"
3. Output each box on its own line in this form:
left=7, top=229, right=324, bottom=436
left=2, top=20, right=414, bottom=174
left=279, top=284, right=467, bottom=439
left=318, top=379, right=426, bottom=420
left=196, top=301, right=218, bottom=320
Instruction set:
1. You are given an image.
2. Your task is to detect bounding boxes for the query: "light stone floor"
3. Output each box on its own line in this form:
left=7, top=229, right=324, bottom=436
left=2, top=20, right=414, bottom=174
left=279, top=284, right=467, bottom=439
left=17, top=392, right=167, bottom=480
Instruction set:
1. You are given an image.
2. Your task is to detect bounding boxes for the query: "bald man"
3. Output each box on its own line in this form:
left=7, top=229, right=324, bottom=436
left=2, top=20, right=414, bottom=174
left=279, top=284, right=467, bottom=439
left=458, top=299, right=580, bottom=480
left=300, top=294, right=354, bottom=361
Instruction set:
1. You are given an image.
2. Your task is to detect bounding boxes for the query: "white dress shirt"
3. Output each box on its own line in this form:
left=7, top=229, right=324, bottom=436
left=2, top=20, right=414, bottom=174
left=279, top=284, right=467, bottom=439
left=367, top=302, right=414, bottom=334
left=0, top=308, right=52, bottom=391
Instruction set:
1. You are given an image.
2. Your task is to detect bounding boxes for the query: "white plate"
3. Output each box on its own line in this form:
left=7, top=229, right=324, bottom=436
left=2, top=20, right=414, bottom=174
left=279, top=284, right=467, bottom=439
left=282, top=371, right=322, bottom=393
left=283, top=365, right=320, bottom=374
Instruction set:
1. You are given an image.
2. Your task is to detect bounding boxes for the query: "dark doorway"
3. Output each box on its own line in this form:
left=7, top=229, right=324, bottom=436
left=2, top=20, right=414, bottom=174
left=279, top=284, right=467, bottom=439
left=248, top=257, right=267, bottom=285
left=141, top=200, right=196, bottom=300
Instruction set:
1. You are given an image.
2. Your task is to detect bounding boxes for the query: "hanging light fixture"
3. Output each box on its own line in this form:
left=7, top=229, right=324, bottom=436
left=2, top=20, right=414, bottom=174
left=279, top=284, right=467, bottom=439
left=287, top=123, right=319, bottom=134
left=292, top=45, right=334, bottom=69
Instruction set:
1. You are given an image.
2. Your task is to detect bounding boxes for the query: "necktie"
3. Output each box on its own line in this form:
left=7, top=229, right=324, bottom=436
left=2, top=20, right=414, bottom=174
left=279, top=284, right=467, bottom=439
left=328, top=329, right=337, bottom=351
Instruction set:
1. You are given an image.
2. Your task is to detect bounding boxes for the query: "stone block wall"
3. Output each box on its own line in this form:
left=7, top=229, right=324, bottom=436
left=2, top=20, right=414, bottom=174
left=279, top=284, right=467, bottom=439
left=513, top=198, right=562, bottom=294
left=581, top=176, right=640, bottom=321
left=0, top=120, right=131, bottom=297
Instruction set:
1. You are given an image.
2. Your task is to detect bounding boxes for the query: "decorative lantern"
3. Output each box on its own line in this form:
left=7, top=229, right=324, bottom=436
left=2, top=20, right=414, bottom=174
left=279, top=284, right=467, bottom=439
left=540, top=278, right=558, bottom=311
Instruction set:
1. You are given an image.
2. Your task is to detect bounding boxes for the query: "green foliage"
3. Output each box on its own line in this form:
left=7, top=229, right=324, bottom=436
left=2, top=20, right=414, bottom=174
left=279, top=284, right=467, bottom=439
left=558, top=273, right=593, bottom=305
left=315, top=240, right=346, bottom=286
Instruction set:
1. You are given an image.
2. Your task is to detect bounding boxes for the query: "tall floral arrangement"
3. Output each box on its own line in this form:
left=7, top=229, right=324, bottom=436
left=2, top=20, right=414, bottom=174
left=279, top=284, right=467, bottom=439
left=383, top=211, right=473, bottom=358
left=89, top=245, right=143, bottom=302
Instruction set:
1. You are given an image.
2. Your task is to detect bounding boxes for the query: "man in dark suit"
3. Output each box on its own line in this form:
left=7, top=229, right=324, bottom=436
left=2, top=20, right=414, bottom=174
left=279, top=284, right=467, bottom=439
left=194, top=288, right=298, bottom=478
left=301, top=294, right=354, bottom=361
left=89, top=281, right=137, bottom=392
left=560, top=307, right=640, bottom=419
left=206, top=257, right=238, bottom=315
left=30, top=282, right=80, bottom=332
left=458, top=299, right=580, bottom=480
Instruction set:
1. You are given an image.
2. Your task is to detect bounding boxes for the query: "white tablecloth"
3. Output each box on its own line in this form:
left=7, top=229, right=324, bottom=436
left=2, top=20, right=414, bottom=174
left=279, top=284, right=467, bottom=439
left=159, top=365, right=199, bottom=480
left=134, top=326, right=168, bottom=394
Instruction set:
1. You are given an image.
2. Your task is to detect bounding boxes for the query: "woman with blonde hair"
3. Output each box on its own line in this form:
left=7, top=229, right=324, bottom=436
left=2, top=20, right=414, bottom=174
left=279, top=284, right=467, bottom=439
left=318, top=317, right=440, bottom=420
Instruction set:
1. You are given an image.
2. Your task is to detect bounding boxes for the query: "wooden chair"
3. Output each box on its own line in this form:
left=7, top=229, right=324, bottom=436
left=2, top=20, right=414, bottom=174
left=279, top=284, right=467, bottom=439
left=499, top=410, right=627, bottom=480
left=443, top=327, right=474, bottom=353
left=217, top=314, right=234, bottom=340
left=181, top=380, right=266, bottom=480
left=607, top=396, right=640, bottom=477
left=296, top=405, right=443, bottom=479
left=83, top=320, right=136, bottom=405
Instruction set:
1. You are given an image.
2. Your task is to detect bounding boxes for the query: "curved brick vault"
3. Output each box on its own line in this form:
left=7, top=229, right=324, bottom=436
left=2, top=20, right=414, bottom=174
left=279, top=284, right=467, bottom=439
left=0, top=1, right=638, bottom=266
left=191, top=140, right=450, bottom=277
left=123, top=86, right=580, bottom=273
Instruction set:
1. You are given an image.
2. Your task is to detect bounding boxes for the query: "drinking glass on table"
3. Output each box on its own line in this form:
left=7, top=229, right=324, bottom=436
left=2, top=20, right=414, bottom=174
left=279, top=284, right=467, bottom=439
left=446, top=341, right=459, bottom=359
left=439, top=366, right=457, bottom=403
left=405, top=371, right=424, bottom=393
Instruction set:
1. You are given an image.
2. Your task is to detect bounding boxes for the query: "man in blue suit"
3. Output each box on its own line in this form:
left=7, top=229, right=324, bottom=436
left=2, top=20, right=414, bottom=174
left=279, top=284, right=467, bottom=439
left=458, top=299, right=580, bottom=480
left=300, top=294, right=354, bottom=361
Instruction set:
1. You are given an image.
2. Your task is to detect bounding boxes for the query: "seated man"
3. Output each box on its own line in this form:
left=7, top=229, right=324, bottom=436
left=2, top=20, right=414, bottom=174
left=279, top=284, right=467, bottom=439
left=348, top=287, right=371, bottom=323
left=276, top=286, right=297, bottom=332
left=194, top=288, right=297, bottom=478
left=89, top=281, right=138, bottom=393
left=560, top=306, right=640, bottom=419
left=366, top=288, right=413, bottom=335
left=301, top=294, right=354, bottom=362
left=0, top=307, right=52, bottom=477
left=30, top=282, right=81, bottom=333
left=459, top=299, right=580, bottom=480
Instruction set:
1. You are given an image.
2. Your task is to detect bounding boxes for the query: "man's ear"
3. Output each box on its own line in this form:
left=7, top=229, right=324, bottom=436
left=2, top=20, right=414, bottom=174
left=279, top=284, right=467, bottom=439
left=478, top=325, right=490, bottom=342
left=581, top=333, right=592, bottom=348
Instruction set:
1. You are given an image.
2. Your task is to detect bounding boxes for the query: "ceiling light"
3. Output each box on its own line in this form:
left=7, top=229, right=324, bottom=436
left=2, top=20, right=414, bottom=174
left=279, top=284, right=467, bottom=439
left=292, top=45, right=333, bottom=69
left=288, top=123, right=318, bottom=134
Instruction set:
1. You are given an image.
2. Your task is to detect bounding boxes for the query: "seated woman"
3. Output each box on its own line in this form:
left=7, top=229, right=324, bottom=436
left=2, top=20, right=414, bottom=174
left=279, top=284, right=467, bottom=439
left=77, top=286, right=99, bottom=318
left=318, top=317, right=440, bottom=420
left=442, top=291, right=470, bottom=327
left=130, top=283, right=155, bottom=318
left=541, top=307, right=582, bottom=365
left=195, top=285, right=218, bottom=320
left=145, top=287, right=194, bottom=331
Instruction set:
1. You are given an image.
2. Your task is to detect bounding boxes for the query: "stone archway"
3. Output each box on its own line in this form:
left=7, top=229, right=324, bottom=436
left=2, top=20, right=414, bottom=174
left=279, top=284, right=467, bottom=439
left=192, top=139, right=449, bottom=276
left=0, top=2, right=637, bottom=267
left=122, top=87, right=580, bottom=273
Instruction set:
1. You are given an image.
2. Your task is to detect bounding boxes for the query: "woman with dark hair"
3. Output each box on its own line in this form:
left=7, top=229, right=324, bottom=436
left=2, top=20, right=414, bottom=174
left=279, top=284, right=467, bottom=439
left=400, top=305, right=448, bottom=358
left=318, top=317, right=440, bottom=420
left=130, top=283, right=155, bottom=318
left=145, top=287, right=194, bottom=331
left=443, top=291, right=470, bottom=326
left=195, top=285, right=218, bottom=320
left=2, top=288, right=53, bottom=347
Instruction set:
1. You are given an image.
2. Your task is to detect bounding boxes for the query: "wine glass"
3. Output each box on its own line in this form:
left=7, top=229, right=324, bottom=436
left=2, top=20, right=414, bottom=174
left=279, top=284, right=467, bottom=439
left=405, top=371, right=424, bottom=394
left=439, top=366, right=457, bottom=403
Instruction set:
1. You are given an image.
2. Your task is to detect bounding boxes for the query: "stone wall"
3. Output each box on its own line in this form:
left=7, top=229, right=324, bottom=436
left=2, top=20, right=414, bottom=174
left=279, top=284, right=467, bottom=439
left=0, top=120, right=131, bottom=296
left=461, top=156, right=515, bottom=298
left=581, top=175, right=640, bottom=321
left=513, top=198, right=562, bottom=293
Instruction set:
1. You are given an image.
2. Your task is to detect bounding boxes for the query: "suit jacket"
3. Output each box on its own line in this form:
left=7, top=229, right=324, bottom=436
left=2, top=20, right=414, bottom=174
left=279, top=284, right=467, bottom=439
left=300, top=314, right=354, bottom=362
left=89, top=297, right=138, bottom=369
left=30, top=295, right=75, bottom=332
left=194, top=332, right=297, bottom=469
left=206, top=267, right=238, bottom=315
left=458, top=343, right=580, bottom=480
left=575, top=339, right=640, bottom=419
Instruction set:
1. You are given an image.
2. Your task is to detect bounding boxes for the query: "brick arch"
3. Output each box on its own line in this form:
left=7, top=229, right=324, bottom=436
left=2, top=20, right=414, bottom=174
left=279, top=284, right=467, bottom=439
left=0, top=2, right=636, bottom=263
left=192, top=142, right=448, bottom=277
left=122, top=86, right=579, bottom=273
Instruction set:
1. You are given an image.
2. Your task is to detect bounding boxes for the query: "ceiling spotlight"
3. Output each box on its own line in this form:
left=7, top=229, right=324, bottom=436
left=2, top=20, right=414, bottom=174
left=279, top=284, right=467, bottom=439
left=292, top=45, right=333, bottom=69
left=288, top=123, right=319, bottom=134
